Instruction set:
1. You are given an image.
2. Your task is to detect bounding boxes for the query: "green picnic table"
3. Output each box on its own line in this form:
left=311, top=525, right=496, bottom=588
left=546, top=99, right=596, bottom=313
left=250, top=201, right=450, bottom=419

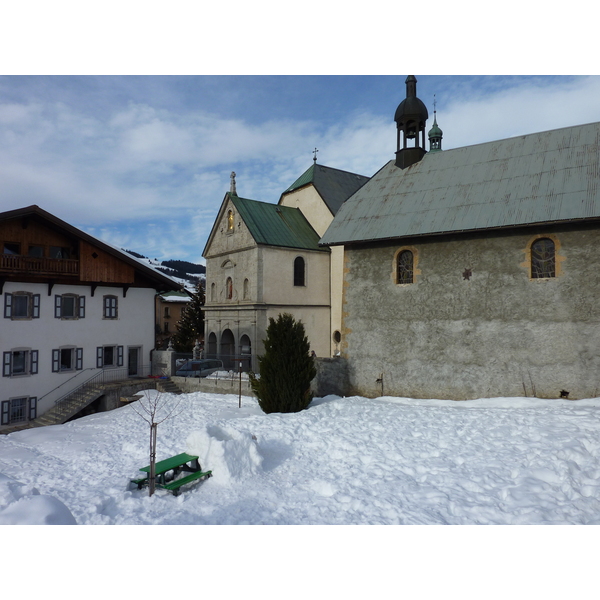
left=131, top=452, right=212, bottom=496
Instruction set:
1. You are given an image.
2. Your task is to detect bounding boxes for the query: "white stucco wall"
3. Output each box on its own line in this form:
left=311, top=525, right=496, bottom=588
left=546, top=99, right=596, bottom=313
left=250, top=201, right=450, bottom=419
left=279, top=186, right=333, bottom=237
left=2, top=281, right=156, bottom=423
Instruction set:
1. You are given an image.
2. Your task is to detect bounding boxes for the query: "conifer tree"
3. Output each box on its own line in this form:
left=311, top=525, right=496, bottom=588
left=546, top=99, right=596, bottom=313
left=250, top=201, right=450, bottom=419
left=172, top=282, right=205, bottom=352
left=249, top=313, right=317, bottom=414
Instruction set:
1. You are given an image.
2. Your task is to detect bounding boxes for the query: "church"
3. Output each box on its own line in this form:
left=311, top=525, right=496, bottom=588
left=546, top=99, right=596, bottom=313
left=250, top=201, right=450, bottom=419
left=321, top=76, right=600, bottom=400
left=202, top=164, right=368, bottom=370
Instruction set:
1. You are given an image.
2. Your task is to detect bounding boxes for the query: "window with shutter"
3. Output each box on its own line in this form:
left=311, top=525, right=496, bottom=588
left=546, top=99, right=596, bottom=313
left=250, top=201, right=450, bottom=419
left=103, top=296, right=118, bottom=319
left=5, top=292, right=36, bottom=319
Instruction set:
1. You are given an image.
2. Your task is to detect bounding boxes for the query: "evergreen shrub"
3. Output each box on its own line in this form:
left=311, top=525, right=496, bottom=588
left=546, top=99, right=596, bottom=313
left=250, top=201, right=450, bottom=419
left=249, top=313, right=317, bottom=414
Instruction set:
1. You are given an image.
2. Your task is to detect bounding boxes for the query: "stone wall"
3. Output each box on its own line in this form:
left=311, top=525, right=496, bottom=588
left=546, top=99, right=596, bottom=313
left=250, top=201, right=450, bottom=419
left=340, top=224, right=600, bottom=400
left=172, top=375, right=255, bottom=397
left=311, top=357, right=349, bottom=397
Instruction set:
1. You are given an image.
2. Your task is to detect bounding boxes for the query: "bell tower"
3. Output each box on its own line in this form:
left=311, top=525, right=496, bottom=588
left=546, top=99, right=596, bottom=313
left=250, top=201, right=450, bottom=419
left=428, top=95, right=443, bottom=152
left=394, top=75, right=429, bottom=169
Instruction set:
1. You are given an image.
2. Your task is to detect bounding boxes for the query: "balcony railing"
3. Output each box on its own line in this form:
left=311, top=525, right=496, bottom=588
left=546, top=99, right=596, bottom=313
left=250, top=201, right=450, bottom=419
left=0, top=254, right=79, bottom=276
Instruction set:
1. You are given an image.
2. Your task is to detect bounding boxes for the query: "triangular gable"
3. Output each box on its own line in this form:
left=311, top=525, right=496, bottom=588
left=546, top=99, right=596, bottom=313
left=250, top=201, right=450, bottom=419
left=280, top=163, right=370, bottom=216
left=203, top=193, right=328, bottom=257
left=231, top=195, right=327, bottom=251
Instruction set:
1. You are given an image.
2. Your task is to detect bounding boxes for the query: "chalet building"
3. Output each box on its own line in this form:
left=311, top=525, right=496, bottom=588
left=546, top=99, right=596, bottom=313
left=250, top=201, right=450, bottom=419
left=321, top=76, right=600, bottom=400
left=203, top=166, right=368, bottom=369
left=0, top=205, right=181, bottom=429
left=155, top=291, right=191, bottom=349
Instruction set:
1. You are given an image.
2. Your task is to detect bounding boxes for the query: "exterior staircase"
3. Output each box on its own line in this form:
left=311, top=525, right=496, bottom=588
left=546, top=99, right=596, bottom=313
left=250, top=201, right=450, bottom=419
left=1, top=373, right=185, bottom=436
left=155, top=377, right=184, bottom=395
left=32, top=385, right=106, bottom=427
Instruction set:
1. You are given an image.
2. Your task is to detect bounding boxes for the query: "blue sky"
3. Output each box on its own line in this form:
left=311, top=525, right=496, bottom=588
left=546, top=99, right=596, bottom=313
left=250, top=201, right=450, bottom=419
left=1, top=3, right=598, bottom=264
left=2, top=74, right=600, bottom=264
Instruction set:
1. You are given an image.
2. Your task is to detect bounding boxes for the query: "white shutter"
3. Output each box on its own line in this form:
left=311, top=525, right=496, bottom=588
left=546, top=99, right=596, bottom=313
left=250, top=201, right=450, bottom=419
left=1, top=401, right=10, bottom=425
left=78, top=296, right=85, bottom=318
left=54, top=295, right=62, bottom=318
left=76, top=348, right=83, bottom=370
left=31, top=350, right=39, bottom=374
left=117, top=346, right=124, bottom=367
left=3, top=352, right=11, bottom=377
left=32, top=294, right=40, bottom=318
left=97, top=347, right=103, bottom=368
left=4, top=294, right=12, bottom=319
left=52, top=349, right=60, bottom=372
left=29, top=397, right=37, bottom=421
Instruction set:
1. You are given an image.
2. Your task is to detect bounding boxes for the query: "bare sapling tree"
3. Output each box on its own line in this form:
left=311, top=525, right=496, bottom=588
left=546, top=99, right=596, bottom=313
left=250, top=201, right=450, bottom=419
left=130, top=389, right=183, bottom=496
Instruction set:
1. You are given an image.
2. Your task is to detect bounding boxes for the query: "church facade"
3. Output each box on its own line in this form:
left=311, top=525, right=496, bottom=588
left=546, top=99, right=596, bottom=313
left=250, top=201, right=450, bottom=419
left=321, top=76, right=600, bottom=400
left=202, top=166, right=368, bottom=370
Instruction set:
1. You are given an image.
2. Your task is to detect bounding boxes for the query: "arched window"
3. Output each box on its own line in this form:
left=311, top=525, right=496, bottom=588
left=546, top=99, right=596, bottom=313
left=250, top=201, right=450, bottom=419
left=207, top=333, right=217, bottom=358
left=239, top=334, right=252, bottom=370
left=220, top=329, right=235, bottom=369
left=243, top=278, right=249, bottom=300
left=294, top=256, right=305, bottom=287
left=531, top=238, right=555, bottom=279
left=226, top=277, right=233, bottom=299
left=210, top=282, right=216, bottom=302
left=397, top=250, right=414, bottom=284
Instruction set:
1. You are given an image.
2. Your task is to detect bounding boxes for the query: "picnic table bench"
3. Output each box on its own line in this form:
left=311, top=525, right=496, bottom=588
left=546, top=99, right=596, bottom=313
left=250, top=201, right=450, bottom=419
left=131, top=452, right=212, bottom=496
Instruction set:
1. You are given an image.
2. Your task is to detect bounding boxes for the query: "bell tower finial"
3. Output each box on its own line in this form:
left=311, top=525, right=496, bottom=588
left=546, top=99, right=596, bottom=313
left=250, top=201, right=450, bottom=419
left=394, top=76, right=429, bottom=169
left=428, top=94, right=443, bottom=153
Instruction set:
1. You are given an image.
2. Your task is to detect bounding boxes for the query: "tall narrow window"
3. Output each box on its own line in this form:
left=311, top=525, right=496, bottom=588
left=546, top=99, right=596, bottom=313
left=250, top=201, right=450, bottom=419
left=294, top=257, right=305, bottom=287
left=103, top=295, right=118, bottom=319
left=226, top=277, right=233, bottom=300
left=531, top=238, right=555, bottom=279
left=397, top=250, right=414, bottom=284
left=243, top=278, right=249, bottom=300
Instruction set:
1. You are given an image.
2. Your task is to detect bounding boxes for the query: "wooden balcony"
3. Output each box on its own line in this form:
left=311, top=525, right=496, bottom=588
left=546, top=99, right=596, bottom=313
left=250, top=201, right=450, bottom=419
left=0, top=254, right=79, bottom=277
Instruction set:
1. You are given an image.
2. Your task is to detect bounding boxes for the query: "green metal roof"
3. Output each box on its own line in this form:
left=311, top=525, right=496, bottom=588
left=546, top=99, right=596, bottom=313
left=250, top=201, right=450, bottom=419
left=282, top=163, right=370, bottom=216
left=321, top=121, right=600, bottom=246
left=230, top=194, right=328, bottom=251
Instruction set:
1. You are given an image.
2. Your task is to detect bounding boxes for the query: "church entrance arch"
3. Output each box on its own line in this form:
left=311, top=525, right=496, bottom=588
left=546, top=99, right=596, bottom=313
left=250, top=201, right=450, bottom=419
left=220, top=329, right=235, bottom=369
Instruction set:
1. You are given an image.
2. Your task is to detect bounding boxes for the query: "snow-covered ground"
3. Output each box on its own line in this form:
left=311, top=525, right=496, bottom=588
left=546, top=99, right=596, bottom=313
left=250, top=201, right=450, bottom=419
left=2, top=390, right=600, bottom=526
left=3, top=390, right=598, bottom=597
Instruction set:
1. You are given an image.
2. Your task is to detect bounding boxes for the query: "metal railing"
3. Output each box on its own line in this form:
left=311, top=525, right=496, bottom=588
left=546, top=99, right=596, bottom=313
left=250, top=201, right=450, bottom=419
left=203, top=353, right=255, bottom=372
left=52, top=364, right=152, bottom=421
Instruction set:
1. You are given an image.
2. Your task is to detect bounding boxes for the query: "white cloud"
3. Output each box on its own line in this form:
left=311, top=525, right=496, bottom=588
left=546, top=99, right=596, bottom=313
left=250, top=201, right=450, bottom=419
left=2, top=76, right=600, bottom=263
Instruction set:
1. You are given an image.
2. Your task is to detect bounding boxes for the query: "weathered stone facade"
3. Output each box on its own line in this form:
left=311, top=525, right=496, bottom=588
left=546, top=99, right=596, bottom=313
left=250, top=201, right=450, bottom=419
left=340, top=224, right=600, bottom=400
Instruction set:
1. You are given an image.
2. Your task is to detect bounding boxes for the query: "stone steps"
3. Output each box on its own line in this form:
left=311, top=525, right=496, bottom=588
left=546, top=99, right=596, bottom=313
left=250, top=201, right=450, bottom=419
left=155, top=378, right=184, bottom=395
